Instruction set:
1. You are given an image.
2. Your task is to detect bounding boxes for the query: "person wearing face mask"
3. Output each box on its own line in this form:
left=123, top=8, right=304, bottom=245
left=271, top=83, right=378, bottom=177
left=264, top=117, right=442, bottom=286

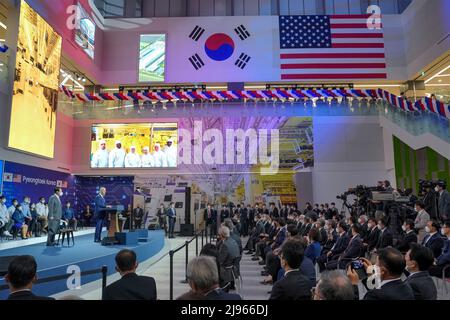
left=108, top=140, right=126, bottom=168
left=47, top=188, right=63, bottom=246
left=413, top=201, right=430, bottom=243
left=321, top=220, right=338, bottom=255
left=363, top=217, right=380, bottom=253
left=396, top=219, right=418, bottom=253
left=347, top=247, right=414, bottom=300
left=316, top=221, right=350, bottom=272
left=21, top=197, right=32, bottom=229
left=63, top=202, right=77, bottom=231
left=91, top=139, right=109, bottom=168
left=304, top=228, right=322, bottom=264
left=435, top=181, right=450, bottom=222
left=36, top=197, right=48, bottom=234
left=327, top=224, right=363, bottom=270
left=404, top=243, right=437, bottom=300
left=0, top=196, right=13, bottom=237
left=428, top=221, right=450, bottom=279
left=422, top=220, right=445, bottom=259
left=374, top=217, right=393, bottom=252
left=357, top=215, right=368, bottom=239
left=124, top=146, right=141, bottom=168
left=346, top=216, right=358, bottom=237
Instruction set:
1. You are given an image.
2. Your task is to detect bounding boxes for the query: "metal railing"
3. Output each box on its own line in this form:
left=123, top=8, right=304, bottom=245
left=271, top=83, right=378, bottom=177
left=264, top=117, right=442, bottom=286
left=169, top=229, right=212, bottom=300
left=0, top=266, right=108, bottom=297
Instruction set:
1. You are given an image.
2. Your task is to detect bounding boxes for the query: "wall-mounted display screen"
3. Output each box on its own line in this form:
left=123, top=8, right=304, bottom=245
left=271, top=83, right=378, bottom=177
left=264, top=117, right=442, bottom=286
left=90, top=123, right=178, bottom=169
left=75, top=2, right=95, bottom=59
left=139, top=34, right=166, bottom=82
left=8, top=0, right=62, bottom=158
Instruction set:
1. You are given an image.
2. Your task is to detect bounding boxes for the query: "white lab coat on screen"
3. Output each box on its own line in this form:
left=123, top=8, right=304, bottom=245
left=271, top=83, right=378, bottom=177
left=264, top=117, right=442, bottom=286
left=163, top=145, right=177, bottom=167
left=153, top=150, right=168, bottom=167
left=141, top=154, right=155, bottom=167
left=125, top=152, right=141, bottom=168
left=108, top=148, right=126, bottom=168
left=91, top=149, right=109, bottom=168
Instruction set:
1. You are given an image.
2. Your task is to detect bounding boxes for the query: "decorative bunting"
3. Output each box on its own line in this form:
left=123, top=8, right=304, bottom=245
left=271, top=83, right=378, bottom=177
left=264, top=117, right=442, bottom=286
left=60, top=85, right=450, bottom=120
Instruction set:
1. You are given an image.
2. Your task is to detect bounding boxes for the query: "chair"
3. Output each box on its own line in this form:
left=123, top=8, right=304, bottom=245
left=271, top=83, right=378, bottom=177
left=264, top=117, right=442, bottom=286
left=57, top=228, right=75, bottom=247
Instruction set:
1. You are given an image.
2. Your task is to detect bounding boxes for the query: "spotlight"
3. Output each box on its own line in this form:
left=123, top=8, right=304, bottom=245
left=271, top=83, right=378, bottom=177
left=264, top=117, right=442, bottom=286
left=82, top=77, right=86, bottom=82
left=77, top=75, right=82, bottom=81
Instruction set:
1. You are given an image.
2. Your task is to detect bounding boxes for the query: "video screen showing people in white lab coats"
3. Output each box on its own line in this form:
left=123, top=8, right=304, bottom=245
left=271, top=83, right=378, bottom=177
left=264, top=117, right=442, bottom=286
left=90, top=123, right=178, bottom=169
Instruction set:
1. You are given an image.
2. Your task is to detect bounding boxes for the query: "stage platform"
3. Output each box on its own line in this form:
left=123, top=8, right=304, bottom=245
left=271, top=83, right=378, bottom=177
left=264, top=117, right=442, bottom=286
left=0, top=229, right=165, bottom=299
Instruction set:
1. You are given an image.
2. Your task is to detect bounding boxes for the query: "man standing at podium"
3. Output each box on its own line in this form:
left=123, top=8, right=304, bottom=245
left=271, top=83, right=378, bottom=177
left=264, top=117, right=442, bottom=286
left=94, top=187, right=108, bottom=243
left=167, top=202, right=177, bottom=239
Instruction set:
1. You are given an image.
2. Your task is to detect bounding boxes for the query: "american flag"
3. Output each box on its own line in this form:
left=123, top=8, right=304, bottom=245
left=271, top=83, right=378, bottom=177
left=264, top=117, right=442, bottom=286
left=13, top=174, right=22, bottom=183
left=279, top=15, right=386, bottom=80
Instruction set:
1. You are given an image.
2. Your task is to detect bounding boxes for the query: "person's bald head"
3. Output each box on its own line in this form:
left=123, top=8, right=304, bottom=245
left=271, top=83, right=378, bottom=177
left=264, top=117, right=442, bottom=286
left=315, top=271, right=354, bottom=300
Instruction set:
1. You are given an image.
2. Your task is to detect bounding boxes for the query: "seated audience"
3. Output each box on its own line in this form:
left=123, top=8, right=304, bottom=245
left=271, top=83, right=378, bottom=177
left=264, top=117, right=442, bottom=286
left=428, top=220, right=450, bottom=278
left=326, top=224, right=363, bottom=270
left=316, top=218, right=327, bottom=246
left=374, top=217, right=393, bottom=252
left=12, top=204, right=29, bottom=239
left=396, top=219, right=418, bottom=253
left=177, top=256, right=241, bottom=300
left=422, top=220, right=445, bottom=259
left=269, top=240, right=312, bottom=300
left=223, top=219, right=242, bottom=254
left=314, top=270, right=354, bottom=300
left=358, top=215, right=368, bottom=239
left=63, top=202, right=77, bottom=231
left=405, top=243, right=437, bottom=300
left=6, top=255, right=54, bottom=300
left=304, top=228, right=322, bottom=264
left=347, top=247, right=414, bottom=300
left=317, top=221, right=350, bottom=272
left=102, top=249, right=157, bottom=300
left=363, top=217, right=380, bottom=253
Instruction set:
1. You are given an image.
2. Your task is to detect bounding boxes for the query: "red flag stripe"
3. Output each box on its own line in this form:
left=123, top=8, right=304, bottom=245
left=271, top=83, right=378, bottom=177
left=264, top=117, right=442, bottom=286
left=281, top=74, right=387, bottom=80
left=330, top=23, right=383, bottom=28
left=281, top=63, right=386, bottom=69
left=332, top=43, right=385, bottom=48
left=280, top=53, right=385, bottom=59
left=331, top=33, right=384, bottom=38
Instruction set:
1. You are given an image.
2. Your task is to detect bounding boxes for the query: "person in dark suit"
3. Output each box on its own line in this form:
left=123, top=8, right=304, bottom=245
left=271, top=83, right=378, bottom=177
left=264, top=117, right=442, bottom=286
left=280, top=204, right=288, bottom=220
left=217, top=226, right=241, bottom=289
left=133, top=204, right=144, bottom=229
left=177, top=256, right=241, bottom=300
left=436, top=181, right=450, bottom=221
left=47, top=188, right=63, bottom=246
left=316, top=219, right=328, bottom=246
left=247, top=204, right=255, bottom=230
left=204, top=204, right=217, bottom=237
left=240, top=204, right=249, bottom=236
left=405, top=243, right=437, bottom=300
left=346, top=216, right=358, bottom=237
left=269, top=203, right=279, bottom=219
left=429, top=220, right=450, bottom=278
left=6, top=256, right=54, bottom=300
left=358, top=215, right=369, bottom=239
left=299, top=216, right=313, bottom=237
left=167, top=202, right=177, bottom=238
left=327, top=224, right=363, bottom=270
left=102, top=249, right=157, bottom=300
left=363, top=217, right=380, bottom=253
left=374, top=217, right=393, bottom=252
left=347, top=247, right=415, bottom=300
left=269, top=240, right=312, bottom=300
left=220, top=205, right=229, bottom=225
left=317, top=221, right=350, bottom=272
left=422, top=220, right=445, bottom=258
left=396, top=219, right=418, bottom=253
left=94, top=187, right=107, bottom=243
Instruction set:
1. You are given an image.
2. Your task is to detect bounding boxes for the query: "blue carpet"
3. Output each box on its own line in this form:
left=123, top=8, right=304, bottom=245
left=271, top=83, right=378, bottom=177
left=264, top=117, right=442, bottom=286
left=0, top=230, right=165, bottom=299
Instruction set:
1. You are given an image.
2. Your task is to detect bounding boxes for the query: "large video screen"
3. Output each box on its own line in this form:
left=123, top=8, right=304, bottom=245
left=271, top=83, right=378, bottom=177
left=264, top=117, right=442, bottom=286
left=75, top=2, right=95, bottom=59
left=90, top=123, right=178, bottom=169
left=139, top=34, right=166, bottom=82
left=8, top=0, right=62, bottom=158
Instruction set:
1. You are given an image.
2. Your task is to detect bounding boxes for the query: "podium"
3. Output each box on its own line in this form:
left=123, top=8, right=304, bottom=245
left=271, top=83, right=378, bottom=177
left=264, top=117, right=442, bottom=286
left=100, top=206, right=123, bottom=246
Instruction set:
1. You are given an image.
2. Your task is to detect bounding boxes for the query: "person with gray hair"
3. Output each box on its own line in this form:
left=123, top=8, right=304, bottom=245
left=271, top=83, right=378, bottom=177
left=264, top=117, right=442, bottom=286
left=217, top=226, right=241, bottom=290
left=223, top=219, right=242, bottom=254
left=314, top=270, right=354, bottom=300
left=177, top=256, right=242, bottom=300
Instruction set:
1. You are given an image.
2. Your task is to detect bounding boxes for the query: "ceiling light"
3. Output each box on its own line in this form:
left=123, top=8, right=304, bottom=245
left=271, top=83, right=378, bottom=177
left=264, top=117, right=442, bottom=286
left=0, top=39, right=5, bottom=42
left=82, top=78, right=86, bottom=82
left=425, top=65, right=450, bottom=84
left=438, top=79, right=442, bottom=82
left=0, top=22, right=6, bottom=29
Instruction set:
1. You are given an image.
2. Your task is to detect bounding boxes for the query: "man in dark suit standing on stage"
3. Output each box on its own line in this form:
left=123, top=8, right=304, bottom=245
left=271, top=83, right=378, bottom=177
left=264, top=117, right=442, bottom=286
left=133, top=204, right=144, bottom=229
left=167, top=202, right=177, bottom=238
left=47, top=188, right=63, bottom=246
left=94, top=187, right=108, bottom=243
left=102, top=249, right=157, bottom=300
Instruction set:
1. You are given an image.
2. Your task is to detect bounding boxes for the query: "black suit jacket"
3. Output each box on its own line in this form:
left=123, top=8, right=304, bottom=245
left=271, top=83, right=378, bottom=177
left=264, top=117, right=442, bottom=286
left=7, top=290, right=54, bottom=300
left=406, top=271, right=437, bottom=300
left=376, top=228, right=393, bottom=250
left=363, top=279, right=414, bottom=300
left=341, top=235, right=363, bottom=260
left=422, top=233, right=445, bottom=258
left=102, top=273, right=157, bottom=300
left=319, top=228, right=328, bottom=245
left=331, top=233, right=350, bottom=255
left=364, top=227, right=380, bottom=251
left=396, top=231, right=418, bottom=253
left=269, top=270, right=312, bottom=300
left=205, top=288, right=242, bottom=300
